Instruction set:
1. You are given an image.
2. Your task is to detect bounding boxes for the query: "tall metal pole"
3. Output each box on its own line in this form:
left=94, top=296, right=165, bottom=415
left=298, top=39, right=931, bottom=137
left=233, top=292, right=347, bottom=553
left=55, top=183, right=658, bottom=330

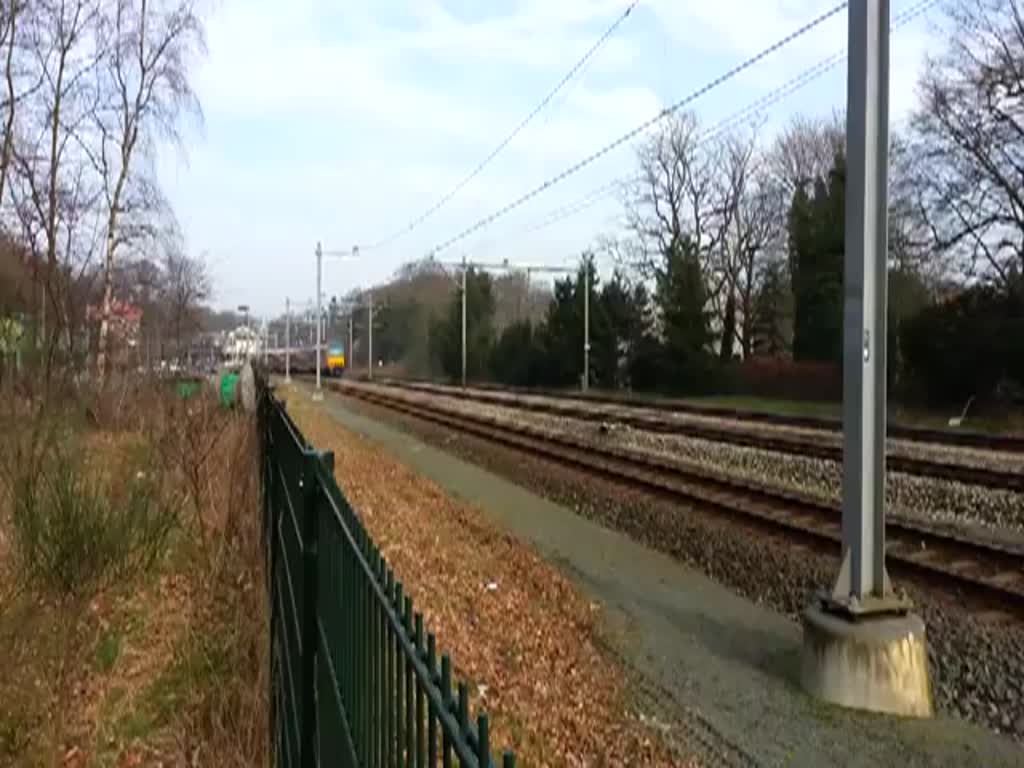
left=834, top=0, right=892, bottom=605
left=285, top=298, right=291, bottom=382
left=461, top=257, right=468, bottom=388
left=524, top=268, right=531, bottom=321
left=315, top=242, right=323, bottom=397
left=348, top=314, right=353, bottom=375
left=349, top=244, right=360, bottom=379
left=583, top=256, right=591, bottom=392
left=368, top=290, right=374, bottom=380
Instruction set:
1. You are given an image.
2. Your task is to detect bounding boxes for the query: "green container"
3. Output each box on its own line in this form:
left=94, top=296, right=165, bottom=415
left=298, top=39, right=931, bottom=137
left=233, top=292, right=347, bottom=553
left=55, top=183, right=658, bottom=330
left=175, top=379, right=203, bottom=400
left=220, top=372, right=240, bottom=408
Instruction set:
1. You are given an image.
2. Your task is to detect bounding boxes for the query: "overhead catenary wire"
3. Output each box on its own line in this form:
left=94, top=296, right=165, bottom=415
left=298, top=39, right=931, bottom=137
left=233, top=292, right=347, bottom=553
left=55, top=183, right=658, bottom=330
left=425, top=2, right=849, bottom=258
left=472, top=0, right=938, bottom=245
left=363, top=0, right=642, bottom=252
left=701, top=0, right=937, bottom=142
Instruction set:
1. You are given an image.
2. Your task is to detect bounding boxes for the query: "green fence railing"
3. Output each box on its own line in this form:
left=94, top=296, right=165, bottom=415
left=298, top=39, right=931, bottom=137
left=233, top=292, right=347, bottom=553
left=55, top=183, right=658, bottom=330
left=259, top=383, right=515, bottom=768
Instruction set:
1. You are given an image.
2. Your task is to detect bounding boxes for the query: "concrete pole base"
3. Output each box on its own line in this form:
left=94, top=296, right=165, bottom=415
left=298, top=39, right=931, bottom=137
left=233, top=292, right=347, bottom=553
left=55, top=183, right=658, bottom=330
left=801, top=603, right=932, bottom=718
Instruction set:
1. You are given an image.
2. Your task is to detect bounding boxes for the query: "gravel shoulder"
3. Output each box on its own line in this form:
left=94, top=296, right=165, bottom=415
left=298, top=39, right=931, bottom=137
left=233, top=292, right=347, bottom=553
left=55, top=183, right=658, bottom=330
left=301, top=383, right=1024, bottom=768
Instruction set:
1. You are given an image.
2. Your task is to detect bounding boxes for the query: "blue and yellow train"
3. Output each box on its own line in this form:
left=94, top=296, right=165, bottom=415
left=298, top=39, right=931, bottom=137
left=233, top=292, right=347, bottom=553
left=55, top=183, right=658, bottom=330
left=325, top=343, right=346, bottom=377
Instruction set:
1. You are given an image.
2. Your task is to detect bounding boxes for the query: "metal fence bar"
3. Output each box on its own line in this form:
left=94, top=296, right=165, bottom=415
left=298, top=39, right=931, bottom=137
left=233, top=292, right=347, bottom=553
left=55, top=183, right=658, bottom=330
left=427, top=634, right=438, bottom=767
left=415, top=614, right=426, bottom=767
left=260, top=380, right=512, bottom=768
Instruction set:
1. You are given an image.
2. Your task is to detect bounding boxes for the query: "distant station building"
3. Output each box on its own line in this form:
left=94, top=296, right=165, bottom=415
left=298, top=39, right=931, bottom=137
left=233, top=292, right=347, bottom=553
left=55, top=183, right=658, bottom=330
left=224, top=325, right=261, bottom=366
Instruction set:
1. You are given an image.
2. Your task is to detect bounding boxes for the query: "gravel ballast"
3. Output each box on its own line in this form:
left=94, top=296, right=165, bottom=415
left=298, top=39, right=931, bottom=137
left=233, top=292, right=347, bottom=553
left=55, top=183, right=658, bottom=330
left=408, top=384, right=1024, bottom=473
left=387, top=388, right=1024, bottom=536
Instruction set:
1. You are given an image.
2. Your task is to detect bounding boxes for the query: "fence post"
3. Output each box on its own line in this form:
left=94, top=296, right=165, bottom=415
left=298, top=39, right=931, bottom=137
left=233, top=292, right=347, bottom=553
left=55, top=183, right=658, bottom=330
left=300, top=449, right=332, bottom=768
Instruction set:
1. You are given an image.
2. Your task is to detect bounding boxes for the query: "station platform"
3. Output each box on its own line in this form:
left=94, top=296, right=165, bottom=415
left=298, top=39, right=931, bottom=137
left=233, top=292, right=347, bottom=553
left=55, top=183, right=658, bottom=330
left=310, top=390, right=1022, bottom=768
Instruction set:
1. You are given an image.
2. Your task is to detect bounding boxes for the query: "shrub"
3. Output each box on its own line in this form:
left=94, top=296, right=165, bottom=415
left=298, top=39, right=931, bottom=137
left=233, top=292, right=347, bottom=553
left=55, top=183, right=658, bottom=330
left=10, top=446, right=176, bottom=597
left=724, top=357, right=842, bottom=402
left=490, top=321, right=539, bottom=387
left=900, top=285, right=1024, bottom=405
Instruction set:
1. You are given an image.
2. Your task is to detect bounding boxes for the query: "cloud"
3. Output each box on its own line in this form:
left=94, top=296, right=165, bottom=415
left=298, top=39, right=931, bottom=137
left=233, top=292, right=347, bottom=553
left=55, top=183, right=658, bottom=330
left=162, top=0, right=944, bottom=315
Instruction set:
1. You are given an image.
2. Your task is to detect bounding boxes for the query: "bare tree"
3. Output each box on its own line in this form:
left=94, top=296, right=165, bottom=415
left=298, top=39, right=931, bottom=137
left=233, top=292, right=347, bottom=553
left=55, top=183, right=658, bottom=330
left=625, top=111, right=724, bottom=282
left=94, top=0, right=203, bottom=378
left=909, top=0, right=1024, bottom=291
left=713, top=128, right=783, bottom=358
left=768, top=113, right=844, bottom=198
left=8, top=0, right=102, bottom=355
left=161, top=245, right=209, bottom=357
left=0, top=0, right=25, bottom=206
left=887, top=131, right=950, bottom=284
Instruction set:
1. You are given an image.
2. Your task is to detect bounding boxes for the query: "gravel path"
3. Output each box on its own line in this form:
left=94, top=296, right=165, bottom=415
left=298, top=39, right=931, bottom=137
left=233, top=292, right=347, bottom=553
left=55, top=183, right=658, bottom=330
left=341, top=391, right=1024, bottom=748
left=385, top=388, right=1024, bottom=536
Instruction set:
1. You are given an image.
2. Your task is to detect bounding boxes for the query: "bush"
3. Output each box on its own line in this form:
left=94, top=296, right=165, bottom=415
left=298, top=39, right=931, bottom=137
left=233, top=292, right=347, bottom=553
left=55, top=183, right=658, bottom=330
left=900, top=285, right=1024, bottom=405
left=490, top=321, right=539, bottom=387
left=10, top=446, right=176, bottom=596
left=723, top=357, right=842, bottom=402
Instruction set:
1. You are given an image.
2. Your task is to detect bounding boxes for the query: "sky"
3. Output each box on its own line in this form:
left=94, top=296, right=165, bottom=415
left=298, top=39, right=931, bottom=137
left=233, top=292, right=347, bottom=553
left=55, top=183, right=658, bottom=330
left=156, top=0, right=943, bottom=319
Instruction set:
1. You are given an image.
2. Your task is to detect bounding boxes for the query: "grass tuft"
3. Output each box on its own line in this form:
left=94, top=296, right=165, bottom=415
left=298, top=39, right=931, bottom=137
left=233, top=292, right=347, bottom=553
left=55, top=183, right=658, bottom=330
left=94, top=629, right=123, bottom=674
left=9, top=446, right=177, bottom=597
left=0, top=379, right=268, bottom=766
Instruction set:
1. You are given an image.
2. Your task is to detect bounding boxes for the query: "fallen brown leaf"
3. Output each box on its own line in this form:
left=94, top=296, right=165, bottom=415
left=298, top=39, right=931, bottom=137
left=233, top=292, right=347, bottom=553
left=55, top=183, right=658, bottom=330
left=286, top=389, right=690, bottom=766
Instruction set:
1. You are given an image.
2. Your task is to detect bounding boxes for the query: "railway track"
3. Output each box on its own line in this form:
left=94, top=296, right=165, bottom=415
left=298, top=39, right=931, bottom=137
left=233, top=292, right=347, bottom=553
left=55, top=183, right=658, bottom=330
left=332, top=380, right=1024, bottom=619
left=376, top=379, right=1024, bottom=493
left=369, top=375, right=1024, bottom=454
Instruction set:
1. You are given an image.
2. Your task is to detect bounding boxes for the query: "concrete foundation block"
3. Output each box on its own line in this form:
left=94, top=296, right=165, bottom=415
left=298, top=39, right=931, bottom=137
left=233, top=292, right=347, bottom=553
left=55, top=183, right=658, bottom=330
left=240, top=362, right=256, bottom=412
left=801, top=603, right=932, bottom=718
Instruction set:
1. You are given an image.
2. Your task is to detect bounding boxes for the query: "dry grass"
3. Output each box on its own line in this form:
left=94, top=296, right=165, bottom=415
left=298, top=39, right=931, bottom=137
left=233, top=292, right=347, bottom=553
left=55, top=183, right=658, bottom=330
left=0, top=378, right=268, bottom=768
left=283, top=384, right=690, bottom=766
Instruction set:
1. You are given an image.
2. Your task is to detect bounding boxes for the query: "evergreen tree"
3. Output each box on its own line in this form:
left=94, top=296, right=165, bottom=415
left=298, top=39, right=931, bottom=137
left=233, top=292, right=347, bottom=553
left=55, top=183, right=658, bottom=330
left=490, top=320, right=537, bottom=386
left=789, top=152, right=845, bottom=363
left=535, top=275, right=580, bottom=387
left=428, top=268, right=496, bottom=382
left=887, top=267, right=933, bottom=390
left=373, top=299, right=420, bottom=364
left=594, top=272, right=654, bottom=389
left=751, top=259, right=792, bottom=356
left=656, top=237, right=715, bottom=391
left=534, top=258, right=601, bottom=388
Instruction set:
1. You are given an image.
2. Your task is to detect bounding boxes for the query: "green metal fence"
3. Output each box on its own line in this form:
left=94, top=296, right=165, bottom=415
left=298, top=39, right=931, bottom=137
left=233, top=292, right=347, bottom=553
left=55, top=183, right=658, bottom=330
left=260, top=384, right=515, bottom=767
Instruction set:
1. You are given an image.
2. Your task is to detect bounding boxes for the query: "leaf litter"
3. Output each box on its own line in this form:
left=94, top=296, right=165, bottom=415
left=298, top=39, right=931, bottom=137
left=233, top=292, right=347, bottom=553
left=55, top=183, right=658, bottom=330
left=286, top=388, right=697, bottom=766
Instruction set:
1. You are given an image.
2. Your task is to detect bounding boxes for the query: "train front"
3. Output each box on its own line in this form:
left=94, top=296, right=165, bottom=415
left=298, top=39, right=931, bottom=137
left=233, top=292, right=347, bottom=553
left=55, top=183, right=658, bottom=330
left=326, top=343, right=346, bottom=377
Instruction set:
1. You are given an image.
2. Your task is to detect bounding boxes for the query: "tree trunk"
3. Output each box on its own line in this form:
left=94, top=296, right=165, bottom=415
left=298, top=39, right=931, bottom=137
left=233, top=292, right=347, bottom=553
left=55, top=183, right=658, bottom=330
left=0, top=4, right=19, bottom=205
left=719, top=288, right=736, bottom=360
left=97, top=144, right=133, bottom=380
left=96, top=227, right=117, bottom=379
left=740, top=278, right=754, bottom=359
